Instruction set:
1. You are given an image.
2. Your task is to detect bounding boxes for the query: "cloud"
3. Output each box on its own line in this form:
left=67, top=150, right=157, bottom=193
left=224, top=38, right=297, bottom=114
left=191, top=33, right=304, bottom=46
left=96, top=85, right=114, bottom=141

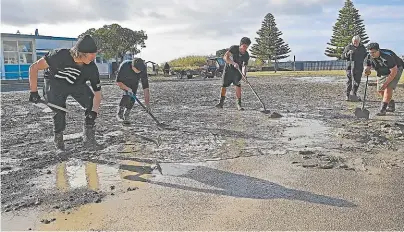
left=1, top=0, right=403, bottom=62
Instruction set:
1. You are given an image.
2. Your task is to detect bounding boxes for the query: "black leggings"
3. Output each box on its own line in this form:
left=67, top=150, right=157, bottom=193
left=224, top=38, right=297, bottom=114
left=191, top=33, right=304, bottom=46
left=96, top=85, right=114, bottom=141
left=44, top=79, right=94, bottom=133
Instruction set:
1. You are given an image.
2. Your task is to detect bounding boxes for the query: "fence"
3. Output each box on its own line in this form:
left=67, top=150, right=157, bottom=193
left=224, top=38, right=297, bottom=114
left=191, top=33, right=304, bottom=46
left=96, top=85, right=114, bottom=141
left=274, top=60, right=348, bottom=71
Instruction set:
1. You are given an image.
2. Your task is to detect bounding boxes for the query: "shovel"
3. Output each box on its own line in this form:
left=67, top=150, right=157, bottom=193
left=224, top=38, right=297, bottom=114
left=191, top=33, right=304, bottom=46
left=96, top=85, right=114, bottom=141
left=126, top=92, right=171, bottom=129
left=236, top=68, right=282, bottom=118
left=354, top=75, right=370, bottom=119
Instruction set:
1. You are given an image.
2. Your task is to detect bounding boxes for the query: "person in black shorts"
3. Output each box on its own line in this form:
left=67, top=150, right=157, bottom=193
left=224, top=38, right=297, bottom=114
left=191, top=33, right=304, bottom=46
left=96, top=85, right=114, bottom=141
left=115, top=58, right=150, bottom=123
left=215, top=37, right=251, bottom=110
left=364, top=42, right=404, bottom=115
left=28, top=35, right=102, bottom=150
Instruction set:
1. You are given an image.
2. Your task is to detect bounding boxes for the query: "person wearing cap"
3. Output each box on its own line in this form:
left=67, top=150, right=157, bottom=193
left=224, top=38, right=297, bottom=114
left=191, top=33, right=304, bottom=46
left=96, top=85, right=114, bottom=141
left=364, top=42, right=404, bottom=116
left=28, top=34, right=102, bottom=150
left=215, top=37, right=251, bottom=111
left=341, top=35, right=367, bottom=102
left=116, top=58, right=150, bottom=124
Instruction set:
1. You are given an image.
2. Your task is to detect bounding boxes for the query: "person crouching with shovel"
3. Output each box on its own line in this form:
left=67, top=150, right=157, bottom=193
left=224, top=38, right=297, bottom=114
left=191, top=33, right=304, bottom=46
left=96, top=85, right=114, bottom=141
left=364, top=42, right=404, bottom=116
left=116, top=58, right=151, bottom=124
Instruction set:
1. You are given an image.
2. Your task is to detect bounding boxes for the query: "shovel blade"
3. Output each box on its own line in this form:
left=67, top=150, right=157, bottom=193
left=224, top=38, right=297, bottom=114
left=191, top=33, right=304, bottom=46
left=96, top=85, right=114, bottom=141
left=354, top=107, right=370, bottom=119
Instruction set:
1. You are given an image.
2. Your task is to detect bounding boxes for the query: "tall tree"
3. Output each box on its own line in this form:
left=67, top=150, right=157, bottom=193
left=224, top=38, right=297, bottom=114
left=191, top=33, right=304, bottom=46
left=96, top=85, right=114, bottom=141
left=325, top=0, right=369, bottom=59
left=79, top=24, right=147, bottom=62
left=250, top=13, right=291, bottom=72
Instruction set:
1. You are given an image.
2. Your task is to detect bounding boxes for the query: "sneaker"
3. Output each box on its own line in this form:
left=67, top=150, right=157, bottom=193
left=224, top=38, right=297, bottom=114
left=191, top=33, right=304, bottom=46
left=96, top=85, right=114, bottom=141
left=386, top=100, right=395, bottom=112
left=236, top=103, right=244, bottom=111
left=376, top=109, right=387, bottom=116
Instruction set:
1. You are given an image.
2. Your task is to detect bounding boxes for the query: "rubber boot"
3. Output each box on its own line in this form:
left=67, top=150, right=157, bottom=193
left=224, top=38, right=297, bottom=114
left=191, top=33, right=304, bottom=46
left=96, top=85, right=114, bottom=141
left=215, top=96, right=225, bottom=108
left=83, top=125, right=103, bottom=150
left=123, top=109, right=131, bottom=124
left=54, top=132, right=65, bottom=150
left=117, top=106, right=125, bottom=121
left=387, top=100, right=395, bottom=112
left=376, top=102, right=388, bottom=116
left=236, top=98, right=244, bottom=111
left=351, top=92, right=361, bottom=102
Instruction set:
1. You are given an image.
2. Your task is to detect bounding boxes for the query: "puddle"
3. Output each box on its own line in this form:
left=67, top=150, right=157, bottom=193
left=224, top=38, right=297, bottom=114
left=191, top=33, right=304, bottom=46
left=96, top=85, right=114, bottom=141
left=44, top=133, right=83, bottom=142
left=295, top=76, right=344, bottom=83
left=32, top=158, right=163, bottom=193
left=280, top=117, right=331, bottom=150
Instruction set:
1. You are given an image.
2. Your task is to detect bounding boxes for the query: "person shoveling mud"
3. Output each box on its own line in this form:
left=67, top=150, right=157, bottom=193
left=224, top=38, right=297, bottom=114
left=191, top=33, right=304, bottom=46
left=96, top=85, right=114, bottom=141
left=215, top=37, right=251, bottom=111
left=364, top=43, right=404, bottom=116
left=116, top=58, right=151, bottom=125
left=213, top=37, right=282, bottom=118
left=28, top=35, right=103, bottom=151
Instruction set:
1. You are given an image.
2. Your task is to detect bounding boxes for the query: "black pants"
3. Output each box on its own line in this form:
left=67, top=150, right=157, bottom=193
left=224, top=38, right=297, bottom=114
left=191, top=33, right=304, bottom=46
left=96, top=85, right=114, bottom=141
left=45, top=79, right=94, bottom=133
left=346, top=69, right=362, bottom=96
left=119, top=80, right=140, bottom=110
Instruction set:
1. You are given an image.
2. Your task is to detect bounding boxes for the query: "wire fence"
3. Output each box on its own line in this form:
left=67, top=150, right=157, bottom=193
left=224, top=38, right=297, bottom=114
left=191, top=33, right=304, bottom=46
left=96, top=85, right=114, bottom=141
left=275, top=60, right=348, bottom=71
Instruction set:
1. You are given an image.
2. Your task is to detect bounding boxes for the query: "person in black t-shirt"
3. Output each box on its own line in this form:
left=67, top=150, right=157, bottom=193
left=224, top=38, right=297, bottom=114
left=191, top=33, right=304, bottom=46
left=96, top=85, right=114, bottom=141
left=115, top=58, right=150, bottom=124
left=364, top=42, right=403, bottom=115
left=215, top=37, right=251, bottom=111
left=28, top=35, right=102, bottom=150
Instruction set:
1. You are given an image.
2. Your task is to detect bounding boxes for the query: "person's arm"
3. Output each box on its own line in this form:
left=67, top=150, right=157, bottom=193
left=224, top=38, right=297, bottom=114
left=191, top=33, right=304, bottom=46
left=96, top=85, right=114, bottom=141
left=224, top=46, right=238, bottom=68
left=140, top=72, right=150, bottom=107
left=115, top=64, right=132, bottom=92
left=342, top=45, right=350, bottom=60
left=29, top=58, right=49, bottom=92
left=380, top=55, right=398, bottom=90
left=242, top=54, right=250, bottom=77
left=88, top=66, right=102, bottom=114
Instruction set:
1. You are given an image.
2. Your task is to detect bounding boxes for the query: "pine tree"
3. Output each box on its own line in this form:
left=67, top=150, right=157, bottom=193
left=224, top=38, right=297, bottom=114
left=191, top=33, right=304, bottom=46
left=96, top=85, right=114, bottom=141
left=251, top=13, right=291, bottom=72
left=325, top=0, right=369, bottom=59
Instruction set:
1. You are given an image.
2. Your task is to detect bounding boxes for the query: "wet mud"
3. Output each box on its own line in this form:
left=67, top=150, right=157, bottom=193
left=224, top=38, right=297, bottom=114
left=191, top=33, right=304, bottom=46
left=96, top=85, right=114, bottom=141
left=1, top=75, right=403, bottom=217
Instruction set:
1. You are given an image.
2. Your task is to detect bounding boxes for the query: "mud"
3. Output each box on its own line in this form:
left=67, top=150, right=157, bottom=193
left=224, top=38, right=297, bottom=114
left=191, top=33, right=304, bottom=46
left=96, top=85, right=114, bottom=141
left=1, top=75, right=403, bottom=217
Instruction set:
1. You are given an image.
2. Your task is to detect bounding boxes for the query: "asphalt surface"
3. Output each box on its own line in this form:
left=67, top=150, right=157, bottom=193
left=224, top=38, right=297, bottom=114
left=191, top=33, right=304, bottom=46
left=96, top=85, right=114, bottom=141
left=1, top=74, right=404, bottom=230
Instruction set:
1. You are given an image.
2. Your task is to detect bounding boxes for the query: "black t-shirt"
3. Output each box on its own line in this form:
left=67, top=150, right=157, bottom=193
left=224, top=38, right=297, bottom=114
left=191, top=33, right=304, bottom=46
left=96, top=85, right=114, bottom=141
left=116, top=60, right=149, bottom=89
left=366, top=50, right=398, bottom=76
left=226, top=45, right=250, bottom=71
left=379, top=49, right=404, bottom=67
left=44, top=49, right=101, bottom=91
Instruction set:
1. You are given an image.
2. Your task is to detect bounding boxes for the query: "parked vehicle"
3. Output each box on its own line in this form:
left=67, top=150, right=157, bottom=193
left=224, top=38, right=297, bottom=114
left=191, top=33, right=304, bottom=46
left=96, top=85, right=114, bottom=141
left=200, top=57, right=225, bottom=78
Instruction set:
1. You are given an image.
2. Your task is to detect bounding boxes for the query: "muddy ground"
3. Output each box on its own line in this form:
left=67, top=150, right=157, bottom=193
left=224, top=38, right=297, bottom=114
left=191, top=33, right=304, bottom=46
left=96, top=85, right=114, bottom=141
left=1, top=74, right=404, bottom=226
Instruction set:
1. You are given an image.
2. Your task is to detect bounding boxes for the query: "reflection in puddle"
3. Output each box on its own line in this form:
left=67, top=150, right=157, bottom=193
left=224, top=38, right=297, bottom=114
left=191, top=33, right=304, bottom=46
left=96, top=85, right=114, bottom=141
left=33, top=158, right=160, bottom=192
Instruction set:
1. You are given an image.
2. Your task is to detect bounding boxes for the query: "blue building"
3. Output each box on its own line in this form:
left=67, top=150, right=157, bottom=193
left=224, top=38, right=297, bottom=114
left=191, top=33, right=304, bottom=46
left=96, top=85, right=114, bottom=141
left=1, top=32, right=110, bottom=80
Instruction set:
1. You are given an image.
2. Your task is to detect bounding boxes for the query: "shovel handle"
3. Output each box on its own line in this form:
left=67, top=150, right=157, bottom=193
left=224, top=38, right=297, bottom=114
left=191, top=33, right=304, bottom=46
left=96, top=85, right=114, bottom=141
left=127, top=93, right=162, bottom=125
left=362, top=75, right=369, bottom=110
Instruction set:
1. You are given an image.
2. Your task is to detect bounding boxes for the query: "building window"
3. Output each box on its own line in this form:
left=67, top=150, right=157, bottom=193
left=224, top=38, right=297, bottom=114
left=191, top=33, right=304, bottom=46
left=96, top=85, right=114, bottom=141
left=3, top=40, right=34, bottom=64
left=3, top=52, right=19, bottom=64
left=18, top=41, right=33, bottom=52
left=19, top=53, right=33, bottom=64
left=3, top=41, right=18, bottom=51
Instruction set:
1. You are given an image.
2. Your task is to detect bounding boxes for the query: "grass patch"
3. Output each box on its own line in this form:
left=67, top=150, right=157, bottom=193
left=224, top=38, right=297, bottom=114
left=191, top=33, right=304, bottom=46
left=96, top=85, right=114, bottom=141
left=251, top=70, right=378, bottom=78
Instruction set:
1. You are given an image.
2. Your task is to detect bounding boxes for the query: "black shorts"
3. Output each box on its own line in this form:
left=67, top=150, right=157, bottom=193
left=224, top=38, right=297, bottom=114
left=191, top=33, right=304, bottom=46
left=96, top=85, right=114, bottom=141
left=222, top=68, right=242, bottom=87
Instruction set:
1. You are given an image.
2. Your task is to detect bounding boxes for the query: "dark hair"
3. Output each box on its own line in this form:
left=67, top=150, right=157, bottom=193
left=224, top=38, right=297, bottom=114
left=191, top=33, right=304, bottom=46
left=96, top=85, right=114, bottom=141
left=240, top=37, right=251, bottom=46
left=132, top=58, right=146, bottom=72
left=367, top=42, right=380, bottom=50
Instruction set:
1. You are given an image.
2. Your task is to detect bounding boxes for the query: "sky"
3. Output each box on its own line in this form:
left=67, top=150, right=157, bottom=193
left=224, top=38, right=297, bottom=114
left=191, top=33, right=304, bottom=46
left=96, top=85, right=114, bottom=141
left=1, top=0, right=403, bottom=63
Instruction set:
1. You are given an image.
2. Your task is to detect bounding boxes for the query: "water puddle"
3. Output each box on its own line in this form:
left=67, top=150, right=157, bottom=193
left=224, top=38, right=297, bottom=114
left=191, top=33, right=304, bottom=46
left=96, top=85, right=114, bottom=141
left=295, top=76, right=344, bottom=83
left=280, top=117, right=331, bottom=150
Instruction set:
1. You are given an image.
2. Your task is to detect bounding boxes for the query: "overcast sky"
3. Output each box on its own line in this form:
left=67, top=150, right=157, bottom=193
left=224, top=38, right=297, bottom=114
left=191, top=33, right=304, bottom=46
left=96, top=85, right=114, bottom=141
left=1, top=0, right=403, bottom=63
